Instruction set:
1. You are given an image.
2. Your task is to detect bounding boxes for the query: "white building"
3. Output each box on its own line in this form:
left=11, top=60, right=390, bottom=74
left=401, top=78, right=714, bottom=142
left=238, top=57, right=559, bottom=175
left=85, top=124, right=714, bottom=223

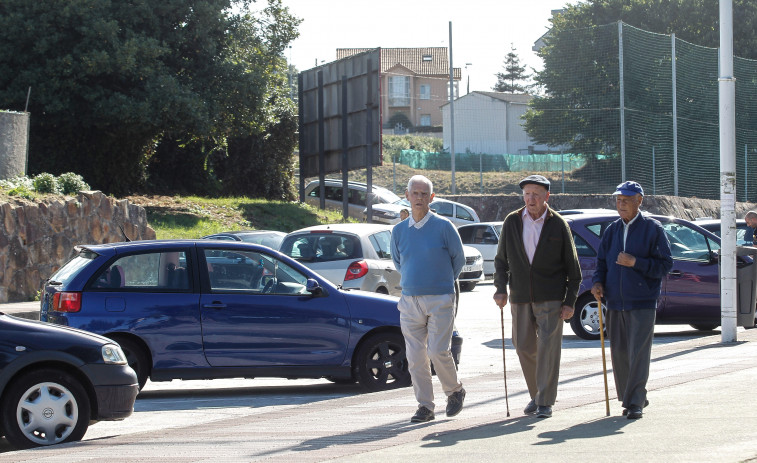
left=441, top=91, right=552, bottom=155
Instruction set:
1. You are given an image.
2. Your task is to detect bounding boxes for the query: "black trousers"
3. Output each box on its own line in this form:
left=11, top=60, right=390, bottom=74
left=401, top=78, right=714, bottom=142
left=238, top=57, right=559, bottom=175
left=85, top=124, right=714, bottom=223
left=606, top=308, right=656, bottom=409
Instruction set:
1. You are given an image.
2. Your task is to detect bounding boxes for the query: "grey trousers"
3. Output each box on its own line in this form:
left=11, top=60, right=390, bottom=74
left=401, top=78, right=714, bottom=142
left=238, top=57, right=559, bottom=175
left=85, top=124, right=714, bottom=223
left=510, top=300, right=564, bottom=406
left=398, top=293, right=463, bottom=411
left=606, top=308, right=656, bottom=409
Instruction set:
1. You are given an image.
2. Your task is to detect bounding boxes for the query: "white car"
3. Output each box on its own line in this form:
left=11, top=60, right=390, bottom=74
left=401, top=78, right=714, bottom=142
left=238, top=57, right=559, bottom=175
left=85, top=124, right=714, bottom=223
left=279, top=223, right=483, bottom=295
left=304, top=179, right=401, bottom=221
left=279, top=223, right=402, bottom=296
left=457, top=222, right=502, bottom=277
left=366, top=198, right=481, bottom=227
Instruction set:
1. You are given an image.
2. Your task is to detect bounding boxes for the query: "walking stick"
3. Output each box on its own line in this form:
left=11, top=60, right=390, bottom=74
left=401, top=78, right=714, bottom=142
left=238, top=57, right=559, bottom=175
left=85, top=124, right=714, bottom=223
left=597, top=300, right=610, bottom=416
left=499, top=306, right=511, bottom=417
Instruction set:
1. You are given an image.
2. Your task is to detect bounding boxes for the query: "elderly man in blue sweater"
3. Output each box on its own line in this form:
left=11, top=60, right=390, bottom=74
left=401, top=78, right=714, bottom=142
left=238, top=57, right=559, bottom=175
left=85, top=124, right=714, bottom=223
left=391, top=175, right=466, bottom=423
left=591, top=181, right=672, bottom=420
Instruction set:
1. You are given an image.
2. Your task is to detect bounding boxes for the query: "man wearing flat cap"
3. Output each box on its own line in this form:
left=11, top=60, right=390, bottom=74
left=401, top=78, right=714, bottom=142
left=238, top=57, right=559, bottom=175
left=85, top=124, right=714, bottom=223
left=591, top=181, right=672, bottom=419
left=493, top=174, right=581, bottom=418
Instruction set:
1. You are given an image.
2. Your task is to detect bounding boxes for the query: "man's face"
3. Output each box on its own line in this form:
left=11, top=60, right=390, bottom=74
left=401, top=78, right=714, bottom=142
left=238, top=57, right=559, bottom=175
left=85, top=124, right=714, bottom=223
left=405, top=180, right=434, bottom=215
left=522, top=184, right=549, bottom=218
left=616, top=194, right=643, bottom=222
left=746, top=216, right=757, bottom=228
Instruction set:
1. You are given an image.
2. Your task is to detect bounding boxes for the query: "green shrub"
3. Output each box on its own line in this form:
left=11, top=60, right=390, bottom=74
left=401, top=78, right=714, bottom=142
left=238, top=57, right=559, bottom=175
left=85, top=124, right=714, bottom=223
left=32, top=172, right=60, bottom=193
left=57, top=172, right=90, bottom=195
left=0, top=175, right=34, bottom=191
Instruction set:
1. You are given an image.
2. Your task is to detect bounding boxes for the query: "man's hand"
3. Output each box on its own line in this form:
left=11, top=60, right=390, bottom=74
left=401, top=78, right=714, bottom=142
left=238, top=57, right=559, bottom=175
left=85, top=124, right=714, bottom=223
left=616, top=251, right=636, bottom=267
left=591, top=282, right=604, bottom=301
left=493, top=292, right=508, bottom=309
left=559, top=305, right=574, bottom=320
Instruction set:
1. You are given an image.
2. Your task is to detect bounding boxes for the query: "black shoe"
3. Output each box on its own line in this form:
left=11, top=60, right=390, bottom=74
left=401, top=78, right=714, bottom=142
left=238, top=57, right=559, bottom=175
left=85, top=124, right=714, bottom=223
left=523, top=399, right=538, bottom=415
left=626, top=405, right=643, bottom=419
left=411, top=406, right=435, bottom=423
left=536, top=405, right=552, bottom=418
left=446, top=388, right=466, bottom=417
left=622, top=399, right=649, bottom=416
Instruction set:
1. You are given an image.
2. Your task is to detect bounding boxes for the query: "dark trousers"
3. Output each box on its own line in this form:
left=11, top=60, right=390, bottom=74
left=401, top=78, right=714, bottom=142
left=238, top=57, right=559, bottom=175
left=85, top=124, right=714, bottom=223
left=606, top=308, right=656, bottom=408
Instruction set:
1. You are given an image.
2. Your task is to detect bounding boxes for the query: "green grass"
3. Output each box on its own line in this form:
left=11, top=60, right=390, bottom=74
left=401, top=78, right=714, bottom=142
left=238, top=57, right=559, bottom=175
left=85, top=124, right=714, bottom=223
left=145, top=196, right=357, bottom=240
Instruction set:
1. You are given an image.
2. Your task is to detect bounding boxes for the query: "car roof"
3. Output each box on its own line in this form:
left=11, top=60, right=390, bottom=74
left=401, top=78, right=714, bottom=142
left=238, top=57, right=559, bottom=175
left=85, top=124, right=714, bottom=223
left=287, top=223, right=393, bottom=235
left=459, top=221, right=502, bottom=227
left=693, top=218, right=746, bottom=227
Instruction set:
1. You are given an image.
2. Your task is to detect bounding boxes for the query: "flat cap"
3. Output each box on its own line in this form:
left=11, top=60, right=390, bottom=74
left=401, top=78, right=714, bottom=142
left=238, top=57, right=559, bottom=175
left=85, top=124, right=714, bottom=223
left=613, top=181, right=644, bottom=196
left=518, top=174, right=550, bottom=191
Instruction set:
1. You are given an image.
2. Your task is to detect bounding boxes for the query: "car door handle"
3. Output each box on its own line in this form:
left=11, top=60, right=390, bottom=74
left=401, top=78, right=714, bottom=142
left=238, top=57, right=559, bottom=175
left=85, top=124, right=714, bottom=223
left=669, top=270, right=683, bottom=277
left=203, top=302, right=227, bottom=309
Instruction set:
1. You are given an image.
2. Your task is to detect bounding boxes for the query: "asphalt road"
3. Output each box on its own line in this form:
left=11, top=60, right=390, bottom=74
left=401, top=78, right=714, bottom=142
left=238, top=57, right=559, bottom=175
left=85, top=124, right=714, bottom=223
left=0, top=281, right=723, bottom=459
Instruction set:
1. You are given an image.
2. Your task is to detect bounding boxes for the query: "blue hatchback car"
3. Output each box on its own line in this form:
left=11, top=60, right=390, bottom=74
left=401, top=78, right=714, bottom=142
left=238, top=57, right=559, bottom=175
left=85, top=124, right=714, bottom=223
left=40, top=240, right=434, bottom=392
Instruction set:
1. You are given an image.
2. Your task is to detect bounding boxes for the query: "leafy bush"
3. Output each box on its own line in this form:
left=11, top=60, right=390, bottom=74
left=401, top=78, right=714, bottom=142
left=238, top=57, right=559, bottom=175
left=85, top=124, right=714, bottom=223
left=57, top=172, right=90, bottom=195
left=32, top=172, right=60, bottom=193
left=0, top=175, right=34, bottom=191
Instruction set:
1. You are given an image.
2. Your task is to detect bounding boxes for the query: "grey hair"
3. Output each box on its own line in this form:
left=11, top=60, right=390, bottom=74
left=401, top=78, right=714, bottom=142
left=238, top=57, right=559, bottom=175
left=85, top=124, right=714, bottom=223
left=407, top=175, right=433, bottom=195
left=746, top=210, right=757, bottom=220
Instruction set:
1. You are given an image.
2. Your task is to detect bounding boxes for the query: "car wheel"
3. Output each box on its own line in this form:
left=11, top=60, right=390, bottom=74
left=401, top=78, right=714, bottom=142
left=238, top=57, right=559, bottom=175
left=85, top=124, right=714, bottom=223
left=375, top=287, right=389, bottom=295
left=355, top=332, right=411, bottom=392
left=1, top=369, right=91, bottom=449
left=570, top=294, right=606, bottom=340
left=690, top=323, right=718, bottom=331
left=114, top=337, right=150, bottom=390
left=459, top=282, right=476, bottom=292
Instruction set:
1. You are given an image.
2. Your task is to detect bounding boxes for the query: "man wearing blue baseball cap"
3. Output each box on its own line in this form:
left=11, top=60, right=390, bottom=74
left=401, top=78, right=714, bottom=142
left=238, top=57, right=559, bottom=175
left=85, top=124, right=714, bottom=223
left=590, top=181, right=672, bottom=419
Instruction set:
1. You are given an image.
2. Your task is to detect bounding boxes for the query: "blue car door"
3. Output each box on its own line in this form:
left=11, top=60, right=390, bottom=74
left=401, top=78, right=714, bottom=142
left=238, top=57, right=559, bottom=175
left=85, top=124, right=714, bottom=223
left=199, top=248, right=351, bottom=367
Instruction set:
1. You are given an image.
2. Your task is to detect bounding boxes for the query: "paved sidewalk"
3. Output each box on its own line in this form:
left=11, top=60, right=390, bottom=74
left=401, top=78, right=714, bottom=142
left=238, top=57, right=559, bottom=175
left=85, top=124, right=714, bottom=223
left=0, top=300, right=39, bottom=320
left=1, top=313, right=756, bottom=462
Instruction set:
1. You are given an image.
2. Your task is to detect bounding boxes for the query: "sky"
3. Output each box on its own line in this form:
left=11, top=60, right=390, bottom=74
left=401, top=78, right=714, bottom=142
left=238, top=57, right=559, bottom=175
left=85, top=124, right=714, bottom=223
left=278, top=0, right=574, bottom=93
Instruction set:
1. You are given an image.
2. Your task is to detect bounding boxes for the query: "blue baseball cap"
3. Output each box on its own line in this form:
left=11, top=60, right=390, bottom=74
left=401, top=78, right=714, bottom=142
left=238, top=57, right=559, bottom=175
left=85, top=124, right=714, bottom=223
left=613, top=181, right=644, bottom=196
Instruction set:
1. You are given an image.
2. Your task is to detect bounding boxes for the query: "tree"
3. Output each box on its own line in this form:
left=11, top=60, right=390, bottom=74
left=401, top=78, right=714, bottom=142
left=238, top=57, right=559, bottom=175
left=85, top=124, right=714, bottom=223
left=493, top=44, right=530, bottom=93
left=0, top=0, right=300, bottom=197
left=524, top=0, right=757, bottom=152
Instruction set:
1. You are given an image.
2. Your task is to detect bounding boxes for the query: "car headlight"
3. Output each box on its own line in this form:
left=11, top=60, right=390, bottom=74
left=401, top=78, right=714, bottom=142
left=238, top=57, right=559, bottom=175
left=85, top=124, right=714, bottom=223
left=102, top=344, right=128, bottom=365
left=375, top=210, right=399, bottom=219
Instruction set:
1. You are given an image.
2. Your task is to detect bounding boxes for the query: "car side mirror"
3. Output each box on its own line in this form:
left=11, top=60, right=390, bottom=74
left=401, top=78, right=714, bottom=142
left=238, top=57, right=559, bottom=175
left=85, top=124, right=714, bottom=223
left=306, top=279, right=324, bottom=296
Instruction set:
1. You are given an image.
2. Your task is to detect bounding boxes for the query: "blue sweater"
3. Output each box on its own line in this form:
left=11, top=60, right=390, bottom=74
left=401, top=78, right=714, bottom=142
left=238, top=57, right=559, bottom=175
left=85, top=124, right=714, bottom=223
left=592, top=214, right=673, bottom=311
left=391, top=213, right=465, bottom=296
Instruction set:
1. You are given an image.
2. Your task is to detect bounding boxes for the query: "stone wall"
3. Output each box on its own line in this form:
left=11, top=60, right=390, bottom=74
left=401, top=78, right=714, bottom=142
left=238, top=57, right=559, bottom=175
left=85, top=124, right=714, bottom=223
left=440, top=193, right=757, bottom=223
left=0, top=191, right=155, bottom=302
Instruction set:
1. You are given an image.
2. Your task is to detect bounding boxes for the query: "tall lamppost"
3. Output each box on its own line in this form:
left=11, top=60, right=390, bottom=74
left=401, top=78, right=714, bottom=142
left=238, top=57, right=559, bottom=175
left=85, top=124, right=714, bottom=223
left=465, top=62, right=473, bottom=94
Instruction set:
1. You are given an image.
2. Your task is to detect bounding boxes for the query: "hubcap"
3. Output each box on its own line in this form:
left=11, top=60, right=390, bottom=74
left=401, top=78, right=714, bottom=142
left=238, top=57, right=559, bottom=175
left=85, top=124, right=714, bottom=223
left=17, top=382, right=78, bottom=445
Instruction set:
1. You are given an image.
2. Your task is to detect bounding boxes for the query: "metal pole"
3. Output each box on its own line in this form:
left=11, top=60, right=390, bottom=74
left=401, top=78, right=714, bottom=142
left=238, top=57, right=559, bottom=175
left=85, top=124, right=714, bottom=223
left=317, top=70, right=326, bottom=211
left=672, top=34, right=679, bottom=196
left=366, top=59, right=375, bottom=224
left=561, top=151, right=565, bottom=193
left=341, top=75, right=349, bottom=221
left=719, top=0, right=738, bottom=342
left=652, top=146, right=656, bottom=195
left=618, top=21, right=626, bottom=182
left=745, top=144, right=748, bottom=202
left=449, top=21, right=456, bottom=194
left=298, top=73, right=305, bottom=203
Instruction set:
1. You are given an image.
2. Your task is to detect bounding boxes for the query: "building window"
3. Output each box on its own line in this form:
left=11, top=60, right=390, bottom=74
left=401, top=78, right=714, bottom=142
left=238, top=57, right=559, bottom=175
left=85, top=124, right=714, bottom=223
left=389, top=76, right=410, bottom=107
left=420, top=115, right=431, bottom=126
left=419, top=84, right=430, bottom=100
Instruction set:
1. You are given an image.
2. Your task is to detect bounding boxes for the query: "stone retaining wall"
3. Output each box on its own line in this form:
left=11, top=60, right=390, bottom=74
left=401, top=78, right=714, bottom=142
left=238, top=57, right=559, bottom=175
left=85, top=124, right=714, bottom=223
left=0, top=191, right=155, bottom=302
left=440, top=193, right=757, bottom=222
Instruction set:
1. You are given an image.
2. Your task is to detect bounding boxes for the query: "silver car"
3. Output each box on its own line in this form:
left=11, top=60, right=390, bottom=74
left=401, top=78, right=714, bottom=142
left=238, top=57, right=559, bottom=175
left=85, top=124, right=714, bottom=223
left=366, top=198, right=481, bottom=227
left=304, top=179, right=401, bottom=220
left=280, top=223, right=402, bottom=296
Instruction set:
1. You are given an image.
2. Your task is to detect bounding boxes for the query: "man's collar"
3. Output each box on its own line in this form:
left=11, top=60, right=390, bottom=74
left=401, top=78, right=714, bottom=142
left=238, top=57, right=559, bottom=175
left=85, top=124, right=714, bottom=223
left=409, top=210, right=433, bottom=228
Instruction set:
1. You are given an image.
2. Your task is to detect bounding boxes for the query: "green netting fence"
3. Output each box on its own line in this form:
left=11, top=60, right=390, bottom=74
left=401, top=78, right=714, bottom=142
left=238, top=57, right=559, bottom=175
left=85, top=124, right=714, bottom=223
left=402, top=21, right=757, bottom=200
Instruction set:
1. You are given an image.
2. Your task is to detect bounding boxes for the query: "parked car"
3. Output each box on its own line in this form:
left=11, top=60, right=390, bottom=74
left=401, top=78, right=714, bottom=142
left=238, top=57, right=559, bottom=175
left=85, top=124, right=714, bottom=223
left=279, top=223, right=402, bottom=296
left=693, top=218, right=752, bottom=245
left=201, top=230, right=286, bottom=249
left=281, top=223, right=483, bottom=293
left=366, top=197, right=481, bottom=227
left=304, top=179, right=401, bottom=220
left=0, top=313, right=137, bottom=449
left=40, top=240, right=455, bottom=393
left=458, top=221, right=502, bottom=277
left=565, top=211, right=756, bottom=339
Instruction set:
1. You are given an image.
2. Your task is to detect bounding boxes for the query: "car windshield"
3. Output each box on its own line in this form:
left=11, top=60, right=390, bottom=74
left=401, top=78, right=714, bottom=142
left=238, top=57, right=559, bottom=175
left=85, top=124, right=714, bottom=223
left=280, top=233, right=363, bottom=262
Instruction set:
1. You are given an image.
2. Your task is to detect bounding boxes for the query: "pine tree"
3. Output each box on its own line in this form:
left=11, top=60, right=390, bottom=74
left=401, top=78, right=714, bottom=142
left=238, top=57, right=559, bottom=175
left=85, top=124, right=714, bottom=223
left=493, top=44, right=530, bottom=93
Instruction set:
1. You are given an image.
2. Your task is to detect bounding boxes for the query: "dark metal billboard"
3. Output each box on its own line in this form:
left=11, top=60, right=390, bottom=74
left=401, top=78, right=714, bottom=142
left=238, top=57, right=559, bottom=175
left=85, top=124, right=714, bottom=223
left=298, top=48, right=381, bottom=179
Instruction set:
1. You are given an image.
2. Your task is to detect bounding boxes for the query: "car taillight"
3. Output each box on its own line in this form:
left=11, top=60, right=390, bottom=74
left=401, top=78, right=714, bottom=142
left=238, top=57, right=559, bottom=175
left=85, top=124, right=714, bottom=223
left=52, top=291, right=82, bottom=313
left=344, top=260, right=369, bottom=281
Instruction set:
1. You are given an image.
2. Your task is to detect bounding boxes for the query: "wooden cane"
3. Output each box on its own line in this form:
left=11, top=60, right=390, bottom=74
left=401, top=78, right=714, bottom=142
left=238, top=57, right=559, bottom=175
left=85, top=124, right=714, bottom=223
left=597, top=300, right=610, bottom=416
left=499, top=306, right=511, bottom=417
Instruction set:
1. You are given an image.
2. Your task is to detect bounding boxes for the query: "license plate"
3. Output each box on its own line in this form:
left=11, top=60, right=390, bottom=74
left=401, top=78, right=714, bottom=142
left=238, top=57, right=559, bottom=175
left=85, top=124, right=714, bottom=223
left=463, top=265, right=474, bottom=273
